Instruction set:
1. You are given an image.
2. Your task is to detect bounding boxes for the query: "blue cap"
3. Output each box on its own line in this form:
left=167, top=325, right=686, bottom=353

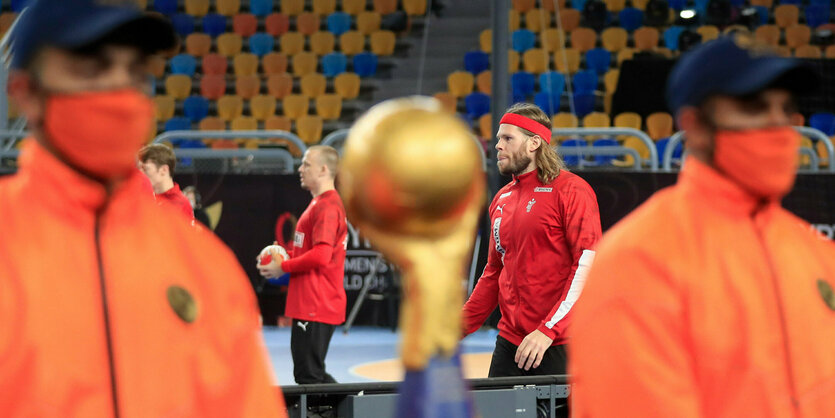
left=666, top=35, right=818, bottom=114
left=9, top=0, right=176, bottom=69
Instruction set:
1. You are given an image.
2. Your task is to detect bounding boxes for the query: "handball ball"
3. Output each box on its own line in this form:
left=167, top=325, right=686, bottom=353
left=258, top=244, right=288, bottom=266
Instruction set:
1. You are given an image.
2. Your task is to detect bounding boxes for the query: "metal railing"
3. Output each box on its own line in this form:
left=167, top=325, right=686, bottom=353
left=552, top=127, right=659, bottom=171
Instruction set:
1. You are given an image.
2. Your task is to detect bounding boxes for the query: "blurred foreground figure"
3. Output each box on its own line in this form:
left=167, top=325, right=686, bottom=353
left=571, top=35, right=835, bottom=417
left=0, top=1, right=285, bottom=416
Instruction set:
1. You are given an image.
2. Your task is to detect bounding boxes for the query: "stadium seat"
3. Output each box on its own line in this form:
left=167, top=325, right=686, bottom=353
left=183, top=96, right=210, bottom=122
left=202, top=13, right=227, bottom=37
left=434, top=92, right=458, bottom=114
left=656, top=137, right=683, bottom=161
left=583, top=112, right=611, bottom=129
left=509, top=10, right=521, bottom=31
left=296, top=115, right=324, bottom=144
left=316, top=94, right=343, bottom=120
left=370, top=30, right=396, bottom=56
left=301, top=73, right=327, bottom=97
left=542, top=0, right=569, bottom=10
left=357, top=11, right=382, bottom=35
left=280, top=32, right=306, bottom=56
left=216, top=0, right=241, bottom=16
left=342, top=0, right=367, bottom=15
left=153, top=96, right=176, bottom=121
left=147, top=56, right=167, bottom=79
left=199, top=75, right=226, bottom=99
left=785, top=25, right=811, bottom=49
left=248, top=33, right=275, bottom=57
left=165, top=75, right=192, bottom=99
left=353, top=52, right=378, bottom=77
left=199, top=116, right=226, bottom=133
left=826, top=45, right=835, bottom=59
left=603, top=69, right=620, bottom=93
left=634, top=26, right=660, bottom=50
left=809, top=112, right=835, bottom=136
left=570, top=28, right=597, bottom=53
left=281, top=0, right=305, bottom=16
left=534, top=91, right=561, bottom=116
left=334, top=72, right=361, bottom=99
left=327, top=12, right=352, bottom=36
left=322, top=52, right=348, bottom=76
left=754, top=25, right=780, bottom=47
left=524, top=8, right=551, bottom=33
left=540, top=28, right=567, bottom=53
left=806, top=5, right=829, bottom=28
left=559, top=139, right=588, bottom=166
left=614, top=136, right=651, bottom=167
left=154, top=0, right=178, bottom=15
left=817, top=139, right=830, bottom=168
left=185, top=33, right=212, bottom=57
left=480, top=29, right=493, bottom=53
left=592, top=138, right=620, bottom=165
left=0, top=12, right=16, bottom=38
left=585, top=48, right=611, bottom=74
left=646, top=111, right=673, bottom=140
left=616, top=48, right=635, bottom=65
left=795, top=45, right=822, bottom=58
left=614, top=112, right=642, bottom=130
left=774, top=5, right=799, bottom=28
left=262, top=52, right=289, bottom=74
left=476, top=71, right=493, bottom=94
left=293, top=52, right=319, bottom=77
left=618, top=7, right=644, bottom=32
left=663, top=26, right=685, bottom=51
left=170, top=54, right=197, bottom=76
left=235, top=75, right=261, bottom=99
left=464, top=51, right=490, bottom=75
left=339, top=31, right=366, bottom=55
left=552, top=112, right=579, bottom=141
left=513, top=0, right=537, bottom=12
left=572, top=70, right=598, bottom=94
left=512, top=29, right=537, bottom=52
left=697, top=25, right=719, bottom=42
left=403, top=0, right=428, bottom=15
left=231, top=116, right=258, bottom=132
left=522, top=49, right=549, bottom=74
left=509, top=50, right=521, bottom=72
left=465, top=92, right=491, bottom=120
left=448, top=71, right=475, bottom=97
left=265, top=115, right=292, bottom=131
left=605, top=0, right=627, bottom=12
left=250, top=95, right=278, bottom=120
left=297, top=12, right=321, bottom=36
left=267, top=73, right=294, bottom=98
left=314, top=0, right=338, bottom=15
left=171, top=13, right=195, bottom=37
left=217, top=33, right=243, bottom=57
left=539, top=71, right=565, bottom=94
left=218, top=95, right=245, bottom=121
left=512, top=71, right=536, bottom=97
left=601, top=27, right=628, bottom=52
left=265, top=13, right=291, bottom=36
left=374, top=0, right=398, bottom=14
left=282, top=94, right=310, bottom=119
left=165, top=117, right=193, bottom=134
left=572, top=93, right=596, bottom=117
left=233, top=53, right=259, bottom=76
left=643, top=0, right=670, bottom=26
left=232, top=13, right=258, bottom=37
left=559, top=9, right=581, bottom=32
left=311, top=31, right=337, bottom=55
left=248, top=0, right=273, bottom=16
left=478, top=114, right=493, bottom=138
left=553, top=48, right=581, bottom=73
left=583, top=0, right=610, bottom=32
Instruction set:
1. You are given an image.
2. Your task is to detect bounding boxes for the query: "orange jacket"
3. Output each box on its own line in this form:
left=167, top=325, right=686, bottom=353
left=571, top=157, right=835, bottom=418
left=0, top=141, right=286, bottom=417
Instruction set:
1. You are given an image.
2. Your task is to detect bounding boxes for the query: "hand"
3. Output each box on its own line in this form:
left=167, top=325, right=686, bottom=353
left=255, top=244, right=286, bottom=278
left=257, top=259, right=284, bottom=278
left=515, top=329, right=554, bottom=371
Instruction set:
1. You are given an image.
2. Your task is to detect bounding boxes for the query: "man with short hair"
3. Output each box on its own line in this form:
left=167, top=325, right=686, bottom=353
left=0, top=1, right=285, bottom=416
left=258, top=145, right=348, bottom=384
left=461, top=103, right=602, bottom=377
left=138, top=143, right=193, bottom=219
left=571, top=36, right=835, bottom=417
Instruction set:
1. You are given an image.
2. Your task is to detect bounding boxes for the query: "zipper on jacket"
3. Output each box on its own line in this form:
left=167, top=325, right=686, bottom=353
left=95, top=210, right=121, bottom=418
left=752, top=216, right=799, bottom=413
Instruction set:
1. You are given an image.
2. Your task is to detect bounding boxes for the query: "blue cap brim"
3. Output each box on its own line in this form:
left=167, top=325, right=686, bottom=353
left=718, top=57, right=818, bottom=98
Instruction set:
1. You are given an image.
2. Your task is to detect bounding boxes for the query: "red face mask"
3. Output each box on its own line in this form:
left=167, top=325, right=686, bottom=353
left=43, top=89, right=154, bottom=180
left=713, top=126, right=800, bottom=199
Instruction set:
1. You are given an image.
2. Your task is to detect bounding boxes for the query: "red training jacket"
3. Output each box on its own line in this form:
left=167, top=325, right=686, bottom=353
left=156, top=182, right=194, bottom=220
left=463, top=169, right=602, bottom=346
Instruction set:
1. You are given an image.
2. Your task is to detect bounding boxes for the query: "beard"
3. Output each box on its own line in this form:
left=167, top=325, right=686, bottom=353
left=498, top=149, right=533, bottom=176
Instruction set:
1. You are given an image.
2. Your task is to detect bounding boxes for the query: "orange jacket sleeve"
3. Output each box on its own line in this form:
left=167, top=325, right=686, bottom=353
left=570, top=244, right=701, bottom=418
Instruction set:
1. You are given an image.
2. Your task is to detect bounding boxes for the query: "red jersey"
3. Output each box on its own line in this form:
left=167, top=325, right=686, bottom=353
left=156, top=182, right=193, bottom=220
left=281, top=190, right=348, bottom=325
left=463, top=169, right=602, bottom=346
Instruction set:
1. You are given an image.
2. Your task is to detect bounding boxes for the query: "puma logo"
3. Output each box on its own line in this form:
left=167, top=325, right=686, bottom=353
left=496, top=204, right=506, bottom=215
left=297, top=321, right=309, bottom=332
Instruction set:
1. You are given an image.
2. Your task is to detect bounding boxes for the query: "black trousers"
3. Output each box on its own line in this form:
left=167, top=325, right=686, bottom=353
left=290, top=319, right=337, bottom=384
left=487, top=335, right=568, bottom=377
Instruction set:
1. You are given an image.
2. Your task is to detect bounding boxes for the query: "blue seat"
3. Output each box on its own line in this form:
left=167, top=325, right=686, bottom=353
left=539, top=71, right=566, bottom=95
left=512, top=91, right=528, bottom=104
left=572, top=93, right=596, bottom=118
left=559, top=139, right=588, bottom=166
left=326, top=12, right=352, bottom=36
left=153, top=0, right=178, bottom=14
left=464, top=51, right=490, bottom=75
left=202, top=13, right=227, bottom=38
left=183, top=96, right=210, bottom=123
left=322, top=52, right=348, bottom=77
left=811, top=0, right=831, bottom=6
left=667, top=0, right=687, bottom=9
left=806, top=5, right=829, bottom=28
left=170, top=54, right=197, bottom=76
left=171, top=14, right=195, bottom=37
left=585, top=48, right=611, bottom=74
left=534, top=91, right=561, bottom=116
left=663, top=26, right=686, bottom=51
left=353, top=52, right=378, bottom=77
left=810, top=112, right=835, bottom=136
left=511, top=29, right=536, bottom=53
left=656, top=137, right=683, bottom=162
left=164, top=117, right=192, bottom=133
left=250, top=0, right=274, bottom=17
left=511, top=71, right=536, bottom=97
left=692, top=0, right=709, bottom=14
left=753, top=6, right=770, bottom=26
left=618, top=8, right=644, bottom=32
left=592, top=138, right=620, bottom=165
left=248, top=33, right=275, bottom=56
left=572, top=0, right=590, bottom=11
left=572, top=70, right=598, bottom=94
left=465, top=92, right=491, bottom=120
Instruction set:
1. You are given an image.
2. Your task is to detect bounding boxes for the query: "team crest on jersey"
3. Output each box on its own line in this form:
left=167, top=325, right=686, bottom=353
left=534, top=187, right=553, bottom=192
left=294, top=231, right=305, bottom=247
left=526, top=198, right=536, bottom=213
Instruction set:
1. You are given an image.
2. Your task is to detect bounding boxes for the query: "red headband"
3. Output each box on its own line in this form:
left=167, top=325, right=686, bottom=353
left=499, top=113, right=552, bottom=144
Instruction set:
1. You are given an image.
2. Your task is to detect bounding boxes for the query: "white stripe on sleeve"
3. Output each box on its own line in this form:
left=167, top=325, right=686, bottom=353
left=545, top=249, right=596, bottom=329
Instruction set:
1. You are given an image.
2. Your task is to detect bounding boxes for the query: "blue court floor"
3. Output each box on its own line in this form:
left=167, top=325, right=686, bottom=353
left=264, top=326, right=497, bottom=385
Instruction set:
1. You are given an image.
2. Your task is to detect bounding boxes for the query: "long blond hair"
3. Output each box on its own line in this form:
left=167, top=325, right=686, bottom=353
left=504, top=103, right=565, bottom=184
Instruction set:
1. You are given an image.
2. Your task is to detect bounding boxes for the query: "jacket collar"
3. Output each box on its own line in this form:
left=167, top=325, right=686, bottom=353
left=512, top=168, right=540, bottom=186
left=679, top=156, right=780, bottom=217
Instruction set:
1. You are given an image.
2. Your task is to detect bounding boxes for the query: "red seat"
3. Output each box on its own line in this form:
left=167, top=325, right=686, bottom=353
left=265, top=13, right=290, bottom=36
left=200, top=74, right=227, bottom=100
left=232, top=13, right=258, bottom=37
left=201, top=53, right=228, bottom=75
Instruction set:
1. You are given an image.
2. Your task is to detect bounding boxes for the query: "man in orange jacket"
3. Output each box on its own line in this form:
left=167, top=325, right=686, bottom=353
left=0, top=1, right=285, bottom=416
left=570, top=35, right=835, bottom=417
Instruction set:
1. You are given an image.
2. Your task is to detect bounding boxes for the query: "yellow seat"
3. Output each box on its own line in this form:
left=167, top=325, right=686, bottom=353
left=262, top=52, right=289, bottom=75
left=524, top=8, right=551, bottom=33
left=315, top=94, right=343, bottom=120
left=799, top=136, right=813, bottom=167
left=250, top=95, right=278, bottom=121
left=433, top=92, right=458, bottom=114
left=603, top=69, right=620, bottom=93
left=613, top=136, right=651, bottom=167
left=280, top=32, right=306, bottom=56
left=601, top=27, right=627, bottom=53
left=509, top=10, right=521, bottom=31
left=616, top=48, right=635, bottom=65
left=447, top=71, right=475, bottom=97
left=774, top=4, right=799, bottom=28
left=785, top=24, right=811, bottom=49
left=583, top=112, right=611, bottom=128
left=509, top=50, right=520, bottom=72
left=478, top=114, right=492, bottom=138
left=233, top=53, right=259, bottom=76
left=559, top=9, right=580, bottom=32
left=296, top=115, right=324, bottom=144
left=522, top=49, right=549, bottom=74
left=235, top=74, right=261, bottom=99
left=373, top=0, right=398, bottom=14
left=310, top=31, right=336, bottom=55
left=265, top=115, right=292, bottom=131
left=795, top=44, right=821, bottom=58
left=512, top=0, right=536, bottom=12
left=646, top=112, right=673, bottom=141
left=754, top=24, right=780, bottom=46
left=476, top=70, right=492, bottom=94
left=540, top=28, right=567, bottom=53
left=334, top=72, right=361, bottom=99
left=300, top=73, right=327, bottom=98
left=370, top=30, right=396, bottom=56
left=267, top=73, right=294, bottom=99
left=198, top=117, right=226, bottom=141
left=216, top=0, right=241, bottom=16
left=164, top=75, right=192, bottom=100
left=217, top=33, right=243, bottom=57
left=185, top=33, right=212, bottom=57
left=153, top=95, right=176, bottom=121
left=552, top=112, right=579, bottom=141
left=296, top=12, right=321, bottom=36
left=281, top=0, right=305, bottom=16
left=185, top=0, right=210, bottom=16
left=147, top=55, right=167, bottom=79
left=339, top=31, right=366, bottom=55
left=553, top=48, right=580, bottom=74
left=604, top=0, right=627, bottom=12
left=218, top=95, right=245, bottom=121
left=633, top=26, right=660, bottom=51
left=750, top=0, right=773, bottom=6
left=403, top=0, right=428, bottom=15
left=231, top=116, right=258, bottom=142
left=282, top=94, right=310, bottom=119
left=357, top=12, right=382, bottom=35
left=570, top=27, right=597, bottom=53
left=613, top=111, right=642, bottom=143
left=292, top=52, right=318, bottom=77
left=826, top=45, right=835, bottom=59
left=697, top=25, right=719, bottom=42
left=313, top=0, right=337, bottom=15
left=817, top=139, right=830, bottom=167
left=480, top=29, right=493, bottom=53
left=342, top=0, right=366, bottom=15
